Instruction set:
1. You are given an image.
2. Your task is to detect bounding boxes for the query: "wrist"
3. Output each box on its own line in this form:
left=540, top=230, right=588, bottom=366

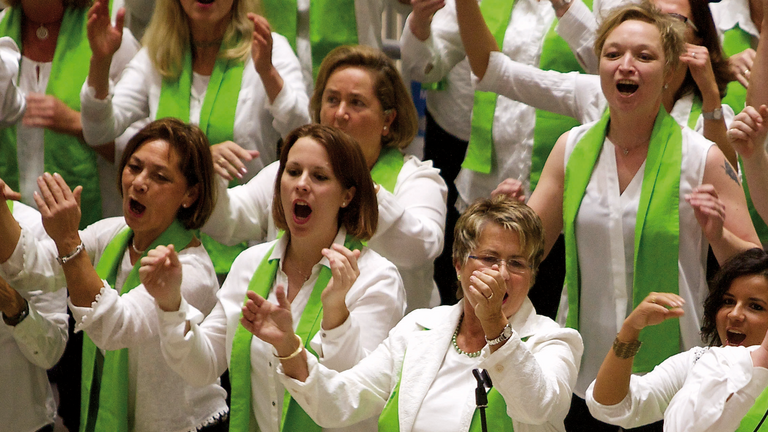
left=3, top=298, right=29, bottom=326
left=275, top=333, right=301, bottom=358
left=409, top=18, right=432, bottom=41
left=550, top=0, right=572, bottom=18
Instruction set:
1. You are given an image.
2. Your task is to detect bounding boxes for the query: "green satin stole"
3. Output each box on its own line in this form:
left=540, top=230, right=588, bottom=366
left=80, top=220, right=193, bottom=432
left=370, top=147, right=405, bottom=193
left=261, top=0, right=358, bottom=80
left=156, top=44, right=247, bottom=274
left=228, top=235, right=363, bottom=432
left=0, top=6, right=101, bottom=228
left=563, top=107, right=682, bottom=373
left=736, top=385, right=768, bottom=431
left=6, top=199, right=12, bottom=212
left=529, top=0, right=593, bottom=192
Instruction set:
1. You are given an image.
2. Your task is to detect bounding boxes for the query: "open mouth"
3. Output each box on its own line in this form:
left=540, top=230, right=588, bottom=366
left=726, top=330, right=746, bottom=346
left=502, top=293, right=509, bottom=304
left=197, top=0, right=215, bottom=4
left=293, top=201, right=312, bottom=222
left=129, top=198, right=146, bottom=216
left=616, top=80, right=639, bottom=95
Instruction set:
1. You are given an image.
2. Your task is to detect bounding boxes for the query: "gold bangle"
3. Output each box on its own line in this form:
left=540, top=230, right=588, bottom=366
left=612, top=336, right=642, bottom=359
left=276, top=334, right=304, bottom=360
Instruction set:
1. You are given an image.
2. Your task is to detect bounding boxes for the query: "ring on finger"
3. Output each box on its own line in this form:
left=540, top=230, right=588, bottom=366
left=691, top=52, right=696, bottom=59
left=486, top=291, right=494, bottom=300
left=649, top=296, right=657, bottom=304
left=218, top=158, right=226, bottom=165
left=745, top=69, right=752, bottom=78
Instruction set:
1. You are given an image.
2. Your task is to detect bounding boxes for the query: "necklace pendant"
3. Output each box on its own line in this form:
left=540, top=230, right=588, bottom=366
left=622, top=148, right=629, bottom=156
left=36, top=24, right=49, bottom=40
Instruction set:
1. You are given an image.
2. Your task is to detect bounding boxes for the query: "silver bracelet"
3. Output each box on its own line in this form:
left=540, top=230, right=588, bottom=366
left=56, top=241, right=84, bottom=265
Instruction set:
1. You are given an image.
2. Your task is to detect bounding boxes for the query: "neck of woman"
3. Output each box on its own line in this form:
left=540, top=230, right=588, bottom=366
left=22, top=0, right=64, bottom=25
left=751, top=0, right=763, bottom=33
left=457, top=301, right=490, bottom=352
left=189, top=19, right=229, bottom=75
left=284, top=228, right=339, bottom=281
left=607, top=105, right=658, bottom=153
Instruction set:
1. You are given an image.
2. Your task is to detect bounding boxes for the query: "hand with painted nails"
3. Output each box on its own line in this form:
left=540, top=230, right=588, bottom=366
left=0, top=177, right=21, bottom=202
left=141, top=244, right=183, bottom=312
left=622, top=292, right=685, bottom=334
left=210, top=141, right=259, bottom=181
left=33, top=173, right=83, bottom=256
left=728, top=49, right=756, bottom=88
left=240, top=286, right=298, bottom=356
left=320, top=244, right=362, bottom=330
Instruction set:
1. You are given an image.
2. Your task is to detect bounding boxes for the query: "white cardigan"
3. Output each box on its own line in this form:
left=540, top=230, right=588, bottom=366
left=279, top=299, right=583, bottom=432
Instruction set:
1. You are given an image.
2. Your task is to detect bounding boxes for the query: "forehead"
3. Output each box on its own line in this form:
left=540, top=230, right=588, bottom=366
left=725, top=275, right=768, bottom=300
left=652, top=0, right=691, bottom=17
left=475, top=222, right=522, bottom=255
left=287, top=137, right=331, bottom=165
left=131, top=139, right=178, bottom=166
left=604, top=19, right=664, bottom=52
left=325, top=66, right=378, bottom=96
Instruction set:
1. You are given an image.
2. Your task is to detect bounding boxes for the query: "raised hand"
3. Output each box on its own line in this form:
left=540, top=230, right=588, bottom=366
left=23, top=94, right=82, bottom=137
left=729, top=49, right=756, bottom=88
left=0, top=177, right=21, bottom=202
left=210, top=141, right=260, bottom=181
left=409, top=0, right=446, bottom=41
left=33, top=173, right=82, bottom=253
left=680, top=43, right=720, bottom=103
left=686, top=184, right=726, bottom=242
left=728, top=104, right=768, bottom=159
left=623, top=292, right=685, bottom=334
left=86, top=0, right=124, bottom=61
left=248, top=13, right=274, bottom=76
left=464, top=265, right=507, bottom=326
left=491, top=178, right=525, bottom=202
left=320, top=244, right=361, bottom=330
left=241, top=286, right=298, bottom=355
left=140, top=245, right=183, bottom=312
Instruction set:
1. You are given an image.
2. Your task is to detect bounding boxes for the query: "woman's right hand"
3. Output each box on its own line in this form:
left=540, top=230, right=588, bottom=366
left=729, top=49, right=756, bottom=88
left=0, top=177, right=21, bottom=202
left=210, top=141, right=260, bottom=181
left=86, top=1, right=124, bottom=61
left=491, top=178, right=525, bottom=202
left=622, top=292, right=685, bottom=336
left=728, top=104, right=768, bottom=159
left=241, top=286, right=298, bottom=355
left=33, top=173, right=82, bottom=255
left=409, top=0, right=446, bottom=41
left=140, top=245, right=183, bottom=312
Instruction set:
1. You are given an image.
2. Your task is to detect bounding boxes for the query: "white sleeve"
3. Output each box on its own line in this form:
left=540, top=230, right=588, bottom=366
left=476, top=51, right=606, bottom=125
left=0, top=37, right=24, bottom=127
left=67, top=245, right=218, bottom=351
left=201, top=162, right=277, bottom=245
left=80, top=49, right=155, bottom=146
left=585, top=349, right=696, bottom=428
left=7, top=288, right=68, bottom=369
left=368, top=157, right=447, bottom=270
left=483, top=327, right=583, bottom=425
left=310, top=249, right=406, bottom=372
left=265, top=34, right=312, bottom=138
left=400, top=0, right=467, bottom=84
left=663, top=346, right=768, bottom=432
left=555, top=0, right=600, bottom=74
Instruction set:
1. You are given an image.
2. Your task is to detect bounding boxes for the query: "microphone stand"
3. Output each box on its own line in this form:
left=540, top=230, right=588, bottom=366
left=473, top=368, right=493, bottom=432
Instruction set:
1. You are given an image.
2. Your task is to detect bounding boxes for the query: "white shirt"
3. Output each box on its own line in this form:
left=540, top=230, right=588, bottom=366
left=711, top=0, right=760, bottom=42
left=0, top=217, right=228, bottom=432
left=0, top=201, right=68, bottom=432
left=586, top=346, right=768, bottom=432
left=0, top=9, right=141, bottom=218
left=561, top=123, right=714, bottom=397
left=80, top=34, right=311, bottom=182
left=201, top=155, right=447, bottom=311
left=278, top=299, right=583, bottom=432
left=156, top=229, right=407, bottom=432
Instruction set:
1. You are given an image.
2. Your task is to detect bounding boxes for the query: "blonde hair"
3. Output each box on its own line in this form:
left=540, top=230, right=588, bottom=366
left=594, top=1, right=686, bottom=75
left=142, top=0, right=260, bottom=79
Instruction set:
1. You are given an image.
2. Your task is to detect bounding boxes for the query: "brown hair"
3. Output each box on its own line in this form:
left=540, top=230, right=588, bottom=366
left=594, top=1, right=686, bottom=75
left=311, top=45, right=418, bottom=150
left=5, top=0, right=91, bottom=7
left=452, top=196, right=546, bottom=298
left=272, top=124, right=378, bottom=240
left=118, top=118, right=216, bottom=230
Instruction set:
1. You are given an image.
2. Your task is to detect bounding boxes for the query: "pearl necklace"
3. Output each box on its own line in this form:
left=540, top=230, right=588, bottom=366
left=452, top=314, right=482, bottom=358
left=131, top=240, right=146, bottom=255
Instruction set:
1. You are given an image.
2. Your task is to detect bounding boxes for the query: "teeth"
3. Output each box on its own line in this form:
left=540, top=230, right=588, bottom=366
left=617, top=79, right=635, bottom=85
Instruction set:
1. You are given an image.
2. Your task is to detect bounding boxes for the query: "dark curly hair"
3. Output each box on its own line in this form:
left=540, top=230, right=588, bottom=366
left=5, top=0, right=92, bottom=8
left=701, top=248, right=768, bottom=346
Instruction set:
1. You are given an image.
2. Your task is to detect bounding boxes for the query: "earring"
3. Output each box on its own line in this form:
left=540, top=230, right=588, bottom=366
left=383, top=126, right=388, bottom=131
left=341, top=201, right=347, bottom=208
left=663, top=83, right=669, bottom=90
left=457, top=274, right=461, bottom=281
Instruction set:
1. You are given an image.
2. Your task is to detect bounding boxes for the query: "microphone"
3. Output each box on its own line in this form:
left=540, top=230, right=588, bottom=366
left=473, top=369, right=493, bottom=432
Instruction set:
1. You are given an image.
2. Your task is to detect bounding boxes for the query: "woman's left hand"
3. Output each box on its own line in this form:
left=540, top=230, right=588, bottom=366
left=140, top=245, right=183, bottom=312
left=33, top=173, right=82, bottom=253
left=210, top=141, right=260, bottom=181
left=686, top=184, right=726, bottom=241
left=23, top=94, right=82, bottom=138
left=248, top=13, right=274, bottom=76
left=465, top=265, right=506, bottom=326
left=319, top=244, right=361, bottom=329
left=241, top=286, right=299, bottom=355
left=681, top=43, right=719, bottom=101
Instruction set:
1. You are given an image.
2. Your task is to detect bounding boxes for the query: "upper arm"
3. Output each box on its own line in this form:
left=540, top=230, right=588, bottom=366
left=702, top=146, right=759, bottom=246
left=528, top=132, right=568, bottom=256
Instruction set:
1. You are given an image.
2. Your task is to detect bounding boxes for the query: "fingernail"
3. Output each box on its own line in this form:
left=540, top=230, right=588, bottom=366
left=241, top=167, right=248, bottom=175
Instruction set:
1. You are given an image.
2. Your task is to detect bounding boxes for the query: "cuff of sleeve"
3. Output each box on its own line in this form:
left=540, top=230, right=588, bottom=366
left=0, top=227, right=30, bottom=280
left=80, top=81, right=114, bottom=122
left=556, top=0, right=593, bottom=42
left=267, top=78, right=295, bottom=119
left=374, top=187, right=401, bottom=233
left=473, top=51, right=507, bottom=93
left=400, top=21, right=441, bottom=80
left=68, top=282, right=115, bottom=332
left=157, top=295, right=204, bottom=342
left=277, top=352, right=320, bottom=390
left=584, top=380, right=634, bottom=422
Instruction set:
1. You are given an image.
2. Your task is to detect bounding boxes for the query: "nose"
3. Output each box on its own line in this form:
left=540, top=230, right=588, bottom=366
left=335, top=102, right=349, bottom=123
left=728, top=303, right=746, bottom=322
left=296, top=172, right=310, bottom=191
left=132, top=171, right=148, bottom=193
left=618, top=52, right=634, bottom=72
left=496, top=261, right=511, bottom=281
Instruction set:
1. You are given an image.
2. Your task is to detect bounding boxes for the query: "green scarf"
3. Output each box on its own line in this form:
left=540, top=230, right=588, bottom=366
left=6, top=200, right=12, bottom=213
left=462, top=0, right=517, bottom=174
left=370, top=147, right=405, bottom=193
left=229, top=234, right=364, bottom=432
left=156, top=44, right=247, bottom=274
left=0, top=6, right=101, bottom=229
left=563, top=107, right=682, bottom=373
left=80, top=219, right=193, bottom=432
left=721, top=25, right=753, bottom=114
left=529, top=0, right=593, bottom=192
left=261, top=0, right=357, bottom=80
left=736, top=385, right=768, bottom=431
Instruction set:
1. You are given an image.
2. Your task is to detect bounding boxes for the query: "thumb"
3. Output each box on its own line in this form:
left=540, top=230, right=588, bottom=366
left=167, top=244, right=181, bottom=268
left=73, top=185, right=83, bottom=207
left=115, top=7, right=126, bottom=31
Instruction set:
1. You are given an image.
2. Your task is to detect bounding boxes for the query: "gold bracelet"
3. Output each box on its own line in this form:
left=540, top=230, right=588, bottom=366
left=612, top=336, right=642, bottom=359
left=276, top=335, right=304, bottom=360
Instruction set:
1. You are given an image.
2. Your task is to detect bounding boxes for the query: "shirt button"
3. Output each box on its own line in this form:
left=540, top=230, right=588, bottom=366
left=321, top=332, right=326, bottom=338
left=269, top=362, right=272, bottom=367
left=272, top=401, right=276, bottom=407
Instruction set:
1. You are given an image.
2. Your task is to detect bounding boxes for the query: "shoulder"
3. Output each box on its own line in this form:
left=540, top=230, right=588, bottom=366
left=230, top=239, right=280, bottom=272
left=357, top=246, right=400, bottom=276
left=398, top=155, right=445, bottom=184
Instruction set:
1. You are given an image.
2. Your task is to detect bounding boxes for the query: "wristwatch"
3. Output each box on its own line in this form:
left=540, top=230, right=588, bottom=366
left=3, top=299, right=29, bottom=327
left=702, top=107, right=723, bottom=120
left=486, top=323, right=513, bottom=346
